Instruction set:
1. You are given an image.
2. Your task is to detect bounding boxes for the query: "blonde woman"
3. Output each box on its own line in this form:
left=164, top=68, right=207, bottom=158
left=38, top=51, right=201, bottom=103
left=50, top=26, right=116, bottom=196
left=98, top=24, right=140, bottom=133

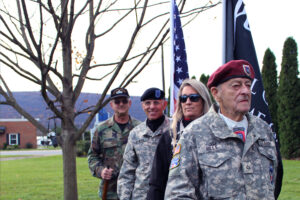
left=147, top=79, right=212, bottom=200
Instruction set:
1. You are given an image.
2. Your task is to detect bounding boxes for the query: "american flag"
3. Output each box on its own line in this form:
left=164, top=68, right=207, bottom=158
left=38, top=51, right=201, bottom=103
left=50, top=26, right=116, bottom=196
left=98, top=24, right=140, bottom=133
left=170, top=0, right=189, bottom=116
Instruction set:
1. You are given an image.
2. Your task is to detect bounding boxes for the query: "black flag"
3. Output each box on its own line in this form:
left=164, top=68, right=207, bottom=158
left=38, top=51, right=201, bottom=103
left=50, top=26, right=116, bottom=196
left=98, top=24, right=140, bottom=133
left=223, top=0, right=283, bottom=198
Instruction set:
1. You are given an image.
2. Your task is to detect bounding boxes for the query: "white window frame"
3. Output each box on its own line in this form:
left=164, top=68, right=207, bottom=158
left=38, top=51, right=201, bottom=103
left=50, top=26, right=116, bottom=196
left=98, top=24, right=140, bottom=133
left=9, top=133, right=19, bottom=145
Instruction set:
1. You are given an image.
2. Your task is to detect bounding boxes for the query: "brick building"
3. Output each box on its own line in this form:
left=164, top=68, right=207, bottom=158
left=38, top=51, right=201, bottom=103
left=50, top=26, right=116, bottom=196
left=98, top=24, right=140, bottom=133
left=0, top=118, right=37, bottom=149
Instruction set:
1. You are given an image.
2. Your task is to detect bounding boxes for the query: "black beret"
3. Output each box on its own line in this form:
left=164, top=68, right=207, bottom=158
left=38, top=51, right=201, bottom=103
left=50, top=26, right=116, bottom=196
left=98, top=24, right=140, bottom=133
left=207, top=59, right=255, bottom=89
left=110, top=87, right=129, bottom=99
left=140, top=88, right=165, bottom=101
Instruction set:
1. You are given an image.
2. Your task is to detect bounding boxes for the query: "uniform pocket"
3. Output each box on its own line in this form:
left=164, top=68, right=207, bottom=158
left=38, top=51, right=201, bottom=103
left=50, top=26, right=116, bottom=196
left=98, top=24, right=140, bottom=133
left=198, top=151, right=231, bottom=167
left=257, top=146, right=276, bottom=161
left=198, top=151, right=238, bottom=199
left=103, top=139, right=118, bottom=148
left=257, top=143, right=277, bottom=187
left=103, top=140, right=119, bottom=161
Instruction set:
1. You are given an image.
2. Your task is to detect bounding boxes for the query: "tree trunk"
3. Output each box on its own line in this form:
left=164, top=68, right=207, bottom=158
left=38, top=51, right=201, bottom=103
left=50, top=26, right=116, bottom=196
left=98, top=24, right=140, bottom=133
left=62, top=128, right=78, bottom=200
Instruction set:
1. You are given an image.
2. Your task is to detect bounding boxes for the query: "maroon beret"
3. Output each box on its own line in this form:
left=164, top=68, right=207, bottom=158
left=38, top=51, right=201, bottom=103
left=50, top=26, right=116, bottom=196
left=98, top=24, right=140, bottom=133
left=207, top=60, right=255, bottom=89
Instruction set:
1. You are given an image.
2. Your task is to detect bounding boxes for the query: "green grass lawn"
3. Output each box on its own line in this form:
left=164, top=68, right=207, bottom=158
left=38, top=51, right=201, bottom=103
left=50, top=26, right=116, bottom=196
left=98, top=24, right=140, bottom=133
left=0, top=156, right=299, bottom=199
left=0, top=155, right=99, bottom=200
left=278, top=160, right=300, bottom=200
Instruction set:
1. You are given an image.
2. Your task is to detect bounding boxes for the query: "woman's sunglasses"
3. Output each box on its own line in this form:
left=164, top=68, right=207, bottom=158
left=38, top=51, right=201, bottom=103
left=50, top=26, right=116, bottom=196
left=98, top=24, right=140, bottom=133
left=179, top=94, right=201, bottom=103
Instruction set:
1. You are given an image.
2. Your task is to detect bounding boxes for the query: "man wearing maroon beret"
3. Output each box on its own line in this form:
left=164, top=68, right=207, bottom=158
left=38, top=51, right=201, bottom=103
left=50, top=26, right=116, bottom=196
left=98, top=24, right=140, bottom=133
left=165, top=60, right=278, bottom=200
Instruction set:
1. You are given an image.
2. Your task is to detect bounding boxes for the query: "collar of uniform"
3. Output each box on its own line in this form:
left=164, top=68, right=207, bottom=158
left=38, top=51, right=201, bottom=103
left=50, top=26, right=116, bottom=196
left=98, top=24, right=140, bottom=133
left=143, top=115, right=171, bottom=137
left=211, top=104, right=269, bottom=145
left=103, top=117, right=114, bottom=128
left=209, top=105, right=245, bottom=140
left=110, top=115, right=135, bottom=131
left=244, top=116, right=270, bottom=144
left=109, top=115, right=133, bottom=125
left=242, top=115, right=272, bottom=157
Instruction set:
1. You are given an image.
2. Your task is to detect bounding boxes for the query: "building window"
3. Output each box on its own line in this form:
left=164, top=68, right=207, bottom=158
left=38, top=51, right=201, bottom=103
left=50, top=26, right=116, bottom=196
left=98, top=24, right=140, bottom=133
left=9, top=133, right=19, bottom=145
left=0, top=126, right=5, bottom=134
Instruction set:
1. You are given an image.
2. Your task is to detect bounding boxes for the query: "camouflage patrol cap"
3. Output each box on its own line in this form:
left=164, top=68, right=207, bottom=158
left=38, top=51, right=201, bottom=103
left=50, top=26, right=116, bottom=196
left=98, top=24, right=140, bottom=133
left=110, top=87, right=129, bottom=99
left=207, top=59, right=255, bottom=89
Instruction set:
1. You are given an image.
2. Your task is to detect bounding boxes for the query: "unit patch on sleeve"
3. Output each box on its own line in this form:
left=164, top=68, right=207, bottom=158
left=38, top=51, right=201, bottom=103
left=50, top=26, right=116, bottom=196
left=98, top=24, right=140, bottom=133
left=173, top=144, right=181, bottom=156
left=170, top=156, right=180, bottom=169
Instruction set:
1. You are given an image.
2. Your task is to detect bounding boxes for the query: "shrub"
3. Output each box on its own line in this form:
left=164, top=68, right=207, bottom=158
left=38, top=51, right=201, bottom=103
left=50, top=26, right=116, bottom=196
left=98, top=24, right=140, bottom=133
left=2, top=143, right=8, bottom=150
left=76, top=140, right=90, bottom=157
left=6, top=145, right=20, bottom=150
left=25, top=142, right=33, bottom=149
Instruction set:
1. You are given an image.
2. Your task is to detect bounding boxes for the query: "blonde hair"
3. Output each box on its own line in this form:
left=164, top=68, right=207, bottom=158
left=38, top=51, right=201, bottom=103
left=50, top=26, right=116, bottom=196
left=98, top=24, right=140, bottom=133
left=171, top=79, right=212, bottom=146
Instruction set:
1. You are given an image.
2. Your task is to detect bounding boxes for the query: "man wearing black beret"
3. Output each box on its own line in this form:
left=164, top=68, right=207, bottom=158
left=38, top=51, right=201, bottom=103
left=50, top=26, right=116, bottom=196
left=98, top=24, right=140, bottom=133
left=118, top=87, right=171, bottom=200
left=165, top=60, right=279, bottom=199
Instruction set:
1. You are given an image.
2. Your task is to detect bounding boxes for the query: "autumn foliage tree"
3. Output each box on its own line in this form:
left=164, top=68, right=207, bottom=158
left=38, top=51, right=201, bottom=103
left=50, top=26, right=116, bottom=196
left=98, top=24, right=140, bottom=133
left=0, top=0, right=220, bottom=199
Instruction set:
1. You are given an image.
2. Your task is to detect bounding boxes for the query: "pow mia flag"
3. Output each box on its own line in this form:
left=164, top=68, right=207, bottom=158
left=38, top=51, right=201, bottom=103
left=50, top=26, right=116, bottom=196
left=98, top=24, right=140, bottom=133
left=223, top=0, right=283, bottom=198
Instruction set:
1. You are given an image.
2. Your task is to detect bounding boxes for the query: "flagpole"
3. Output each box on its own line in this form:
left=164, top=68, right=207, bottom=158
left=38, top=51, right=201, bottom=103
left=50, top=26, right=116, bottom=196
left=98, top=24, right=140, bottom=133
left=222, top=0, right=227, bottom=64
left=170, top=0, right=175, bottom=116
left=223, top=0, right=234, bottom=64
left=161, top=44, right=165, bottom=96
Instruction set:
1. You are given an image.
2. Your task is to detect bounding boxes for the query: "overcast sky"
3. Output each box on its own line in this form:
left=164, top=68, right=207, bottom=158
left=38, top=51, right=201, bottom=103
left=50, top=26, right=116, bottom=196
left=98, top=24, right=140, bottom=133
left=126, top=0, right=300, bottom=96
left=180, top=0, right=300, bottom=84
left=1, top=0, right=299, bottom=96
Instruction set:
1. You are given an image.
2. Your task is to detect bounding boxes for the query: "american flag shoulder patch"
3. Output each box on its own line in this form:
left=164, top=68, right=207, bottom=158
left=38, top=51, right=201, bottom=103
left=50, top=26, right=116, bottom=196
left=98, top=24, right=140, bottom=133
left=170, top=155, right=180, bottom=169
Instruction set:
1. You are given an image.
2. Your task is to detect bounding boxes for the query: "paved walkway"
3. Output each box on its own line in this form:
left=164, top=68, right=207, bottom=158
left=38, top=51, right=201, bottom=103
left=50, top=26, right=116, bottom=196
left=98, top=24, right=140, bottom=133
left=0, top=149, right=62, bottom=161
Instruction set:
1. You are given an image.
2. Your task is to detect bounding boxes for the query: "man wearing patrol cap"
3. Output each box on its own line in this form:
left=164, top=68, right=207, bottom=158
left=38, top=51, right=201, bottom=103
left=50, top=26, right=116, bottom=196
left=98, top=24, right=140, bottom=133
left=117, top=87, right=171, bottom=200
left=165, top=60, right=278, bottom=199
left=88, top=87, right=140, bottom=200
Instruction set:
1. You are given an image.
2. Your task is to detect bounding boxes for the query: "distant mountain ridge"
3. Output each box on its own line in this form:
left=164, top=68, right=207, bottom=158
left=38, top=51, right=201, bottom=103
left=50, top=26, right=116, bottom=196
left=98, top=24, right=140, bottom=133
left=0, top=92, right=146, bottom=130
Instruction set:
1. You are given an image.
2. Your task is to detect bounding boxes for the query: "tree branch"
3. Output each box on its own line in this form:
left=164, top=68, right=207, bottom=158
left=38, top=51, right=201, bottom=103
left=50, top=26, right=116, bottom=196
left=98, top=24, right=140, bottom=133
left=0, top=74, right=48, bottom=133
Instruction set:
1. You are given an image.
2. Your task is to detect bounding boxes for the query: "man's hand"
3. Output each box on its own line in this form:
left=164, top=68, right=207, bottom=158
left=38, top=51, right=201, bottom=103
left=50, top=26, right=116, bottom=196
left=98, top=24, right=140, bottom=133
left=101, top=167, right=114, bottom=180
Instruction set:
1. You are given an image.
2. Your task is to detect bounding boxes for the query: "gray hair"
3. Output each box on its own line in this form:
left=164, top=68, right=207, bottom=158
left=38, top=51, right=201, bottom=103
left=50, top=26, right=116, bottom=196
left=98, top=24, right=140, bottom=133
left=171, top=79, right=212, bottom=145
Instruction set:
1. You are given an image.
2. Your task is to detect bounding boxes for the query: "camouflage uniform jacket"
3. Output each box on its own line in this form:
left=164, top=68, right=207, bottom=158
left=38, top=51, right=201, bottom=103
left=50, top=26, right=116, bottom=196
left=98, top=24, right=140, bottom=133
left=87, top=116, right=141, bottom=199
left=117, top=116, right=171, bottom=200
left=165, top=105, right=278, bottom=200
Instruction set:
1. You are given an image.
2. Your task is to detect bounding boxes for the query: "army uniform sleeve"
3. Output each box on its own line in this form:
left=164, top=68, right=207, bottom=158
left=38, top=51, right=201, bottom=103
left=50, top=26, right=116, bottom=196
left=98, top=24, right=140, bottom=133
left=87, top=128, right=105, bottom=178
left=117, top=131, right=138, bottom=200
left=266, top=125, right=279, bottom=197
left=164, top=132, right=200, bottom=199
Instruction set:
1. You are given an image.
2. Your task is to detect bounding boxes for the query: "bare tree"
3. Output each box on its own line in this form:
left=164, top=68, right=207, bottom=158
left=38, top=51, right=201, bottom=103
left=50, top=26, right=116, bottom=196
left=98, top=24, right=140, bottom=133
left=0, top=0, right=220, bottom=199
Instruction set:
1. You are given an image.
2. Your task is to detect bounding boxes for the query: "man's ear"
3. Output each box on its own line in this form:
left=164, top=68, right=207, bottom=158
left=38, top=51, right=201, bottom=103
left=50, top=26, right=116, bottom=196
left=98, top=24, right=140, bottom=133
left=210, top=87, right=219, bottom=102
left=141, top=102, right=144, bottom=109
left=109, top=100, right=113, bottom=108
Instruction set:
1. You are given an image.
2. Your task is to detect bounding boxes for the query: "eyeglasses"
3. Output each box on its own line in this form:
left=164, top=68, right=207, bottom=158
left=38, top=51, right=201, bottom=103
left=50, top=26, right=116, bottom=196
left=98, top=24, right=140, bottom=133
left=114, top=99, right=129, bottom=105
left=179, top=94, right=201, bottom=103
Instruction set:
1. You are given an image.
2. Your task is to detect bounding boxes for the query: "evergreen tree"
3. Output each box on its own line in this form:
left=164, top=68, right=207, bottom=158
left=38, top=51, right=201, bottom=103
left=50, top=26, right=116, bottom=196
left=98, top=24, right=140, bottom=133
left=199, top=74, right=210, bottom=85
left=261, top=48, right=278, bottom=133
left=199, top=73, right=215, bottom=103
left=277, top=37, right=300, bottom=159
